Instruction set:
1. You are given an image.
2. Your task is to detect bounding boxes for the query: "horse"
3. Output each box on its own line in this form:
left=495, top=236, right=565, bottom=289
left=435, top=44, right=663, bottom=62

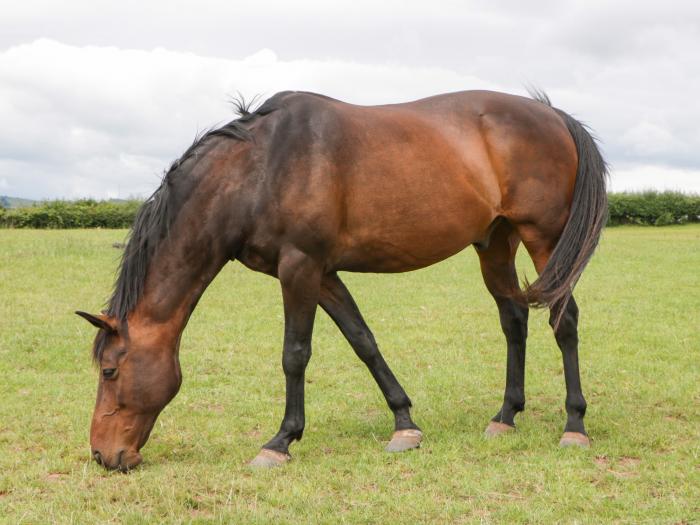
left=77, top=88, right=607, bottom=471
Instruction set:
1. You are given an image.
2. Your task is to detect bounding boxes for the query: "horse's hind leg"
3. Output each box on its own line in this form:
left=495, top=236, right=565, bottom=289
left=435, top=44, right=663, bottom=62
left=319, top=273, right=422, bottom=452
left=518, top=226, right=590, bottom=447
left=476, top=220, right=529, bottom=437
left=549, top=297, right=589, bottom=447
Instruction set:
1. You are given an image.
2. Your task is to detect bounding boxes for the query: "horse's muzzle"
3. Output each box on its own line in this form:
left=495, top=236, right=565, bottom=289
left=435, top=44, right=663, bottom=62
left=92, top=448, right=142, bottom=472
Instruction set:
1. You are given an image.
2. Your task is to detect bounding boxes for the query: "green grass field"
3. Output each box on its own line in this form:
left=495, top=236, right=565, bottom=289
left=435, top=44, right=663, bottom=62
left=1, top=226, right=698, bottom=524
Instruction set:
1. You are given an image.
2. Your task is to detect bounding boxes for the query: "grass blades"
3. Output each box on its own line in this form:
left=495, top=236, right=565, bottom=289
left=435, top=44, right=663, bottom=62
left=0, top=226, right=698, bottom=523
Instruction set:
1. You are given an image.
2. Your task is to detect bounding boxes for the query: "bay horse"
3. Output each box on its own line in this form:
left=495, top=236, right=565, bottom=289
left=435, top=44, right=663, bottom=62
left=77, top=89, right=607, bottom=471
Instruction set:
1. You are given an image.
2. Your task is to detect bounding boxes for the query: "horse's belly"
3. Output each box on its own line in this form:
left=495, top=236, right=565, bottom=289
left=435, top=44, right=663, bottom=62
left=334, top=232, right=476, bottom=273
left=333, top=183, right=496, bottom=273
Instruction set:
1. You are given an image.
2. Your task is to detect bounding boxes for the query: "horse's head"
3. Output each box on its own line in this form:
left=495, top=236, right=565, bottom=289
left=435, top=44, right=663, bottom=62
left=77, top=311, right=182, bottom=471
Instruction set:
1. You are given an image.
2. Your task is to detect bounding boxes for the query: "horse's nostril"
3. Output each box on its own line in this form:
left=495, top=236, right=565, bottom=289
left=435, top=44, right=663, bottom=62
left=116, top=449, right=125, bottom=470
left=93, top=450, right=103, bottom=465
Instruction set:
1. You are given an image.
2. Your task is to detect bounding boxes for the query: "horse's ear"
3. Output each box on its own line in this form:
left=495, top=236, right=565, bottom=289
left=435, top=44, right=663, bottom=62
left=75, top=311, right=117, bottom=333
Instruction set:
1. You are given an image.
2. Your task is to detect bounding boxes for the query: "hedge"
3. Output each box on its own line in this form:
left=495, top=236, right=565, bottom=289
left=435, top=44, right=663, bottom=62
left=0, top=199, right=141, bottom=229
left=1, top=192, right=698, bottom=228
left=607, top=191, right=700, bottom=226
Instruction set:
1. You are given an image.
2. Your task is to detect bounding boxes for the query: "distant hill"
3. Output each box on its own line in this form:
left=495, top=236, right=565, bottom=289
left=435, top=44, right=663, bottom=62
left=0, top=196, right=37, bottom=209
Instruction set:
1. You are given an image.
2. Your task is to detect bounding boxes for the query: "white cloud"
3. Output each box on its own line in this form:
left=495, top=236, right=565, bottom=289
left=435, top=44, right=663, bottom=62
left=620, top=122, right=676, bottom=157
left=0, top=0, right=699, bottom=201
left=610, top=165, right=700, bottom=194
left=0, top=39, right=502, bottom=199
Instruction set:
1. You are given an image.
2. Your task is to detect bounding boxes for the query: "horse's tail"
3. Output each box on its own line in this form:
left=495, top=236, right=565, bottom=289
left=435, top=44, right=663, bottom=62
left=525, top=90, right=609, bottom=329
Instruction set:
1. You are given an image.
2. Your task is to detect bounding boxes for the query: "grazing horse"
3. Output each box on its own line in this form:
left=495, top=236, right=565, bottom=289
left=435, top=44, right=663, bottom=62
left=77, top=89, right=607, bottom=471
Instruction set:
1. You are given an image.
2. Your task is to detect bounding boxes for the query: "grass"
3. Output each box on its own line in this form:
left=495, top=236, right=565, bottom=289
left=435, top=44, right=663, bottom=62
left=0, top=226, right=698, bottom=524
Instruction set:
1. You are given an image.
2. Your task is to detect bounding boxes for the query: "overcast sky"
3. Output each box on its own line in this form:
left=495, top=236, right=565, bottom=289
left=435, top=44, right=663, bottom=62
left=1, top=0, right=698, bottom=199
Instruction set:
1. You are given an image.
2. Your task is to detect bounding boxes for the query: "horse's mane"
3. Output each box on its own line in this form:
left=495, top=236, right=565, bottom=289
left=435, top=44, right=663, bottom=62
left=93, top=94, right=278, bottom=362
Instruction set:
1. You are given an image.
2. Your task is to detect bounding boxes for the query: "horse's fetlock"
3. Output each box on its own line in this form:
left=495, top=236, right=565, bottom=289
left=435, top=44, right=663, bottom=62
left=566, top=395, right=587, bottom=417
left=505, top=393, right=525, bottom=413
left=282, top=418, right=305, bottom=438
left=388, top=394, right=412, bottom=412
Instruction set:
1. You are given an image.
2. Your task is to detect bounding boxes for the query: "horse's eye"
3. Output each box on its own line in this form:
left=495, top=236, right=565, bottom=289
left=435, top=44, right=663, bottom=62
left=102, top=368, right=118, bottom=379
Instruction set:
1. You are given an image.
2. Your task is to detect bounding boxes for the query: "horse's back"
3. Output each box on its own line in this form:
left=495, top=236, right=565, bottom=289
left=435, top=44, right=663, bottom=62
left=253, top=90, right=577, bottom=273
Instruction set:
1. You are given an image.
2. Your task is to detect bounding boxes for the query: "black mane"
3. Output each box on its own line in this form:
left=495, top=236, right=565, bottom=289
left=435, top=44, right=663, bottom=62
left=93, top=94, right=278, bottom=361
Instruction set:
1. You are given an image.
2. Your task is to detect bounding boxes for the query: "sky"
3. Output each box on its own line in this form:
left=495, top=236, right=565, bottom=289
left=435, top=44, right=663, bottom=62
left=1, top=0, right=698, bottom=199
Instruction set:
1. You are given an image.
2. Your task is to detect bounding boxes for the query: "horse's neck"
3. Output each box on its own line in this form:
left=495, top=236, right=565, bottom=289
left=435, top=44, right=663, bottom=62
left=130, top=203, right=234, bottom=338
left=124, top=136, right=256, bottom=341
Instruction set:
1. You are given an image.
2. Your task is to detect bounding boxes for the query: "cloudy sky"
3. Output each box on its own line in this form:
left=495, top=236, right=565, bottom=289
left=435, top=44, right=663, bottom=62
left=1, top=0, right=698, bottom=199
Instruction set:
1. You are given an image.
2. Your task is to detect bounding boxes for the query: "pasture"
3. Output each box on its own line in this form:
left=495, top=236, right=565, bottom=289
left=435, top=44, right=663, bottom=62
left=0, top=226, right=698, bottom=523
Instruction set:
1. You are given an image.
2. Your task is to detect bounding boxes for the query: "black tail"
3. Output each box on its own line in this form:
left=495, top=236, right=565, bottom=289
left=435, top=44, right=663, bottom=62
left=525, top=90, right=609, bottom=329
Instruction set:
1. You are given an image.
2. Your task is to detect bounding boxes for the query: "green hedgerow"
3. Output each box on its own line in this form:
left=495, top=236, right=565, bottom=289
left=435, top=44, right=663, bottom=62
left=1, top=191, right=698, bottom=229
left=607, top=191, right=700, bottom=226
left=0, top=199, right=142, bottom=228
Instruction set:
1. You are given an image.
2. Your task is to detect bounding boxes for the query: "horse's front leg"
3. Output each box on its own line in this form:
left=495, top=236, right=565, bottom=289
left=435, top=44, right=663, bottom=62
left=249, top=249, right=322, bottom=467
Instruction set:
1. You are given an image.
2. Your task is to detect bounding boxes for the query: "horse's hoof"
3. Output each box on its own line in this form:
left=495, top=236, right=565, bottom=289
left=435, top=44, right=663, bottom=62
left=559, top=432, right=590, bottom=448
left=484, top=421, right=515, bottom=438
left=248, top=448, right=291, bottom=468
left=386, top=429, right=423, bottom=452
